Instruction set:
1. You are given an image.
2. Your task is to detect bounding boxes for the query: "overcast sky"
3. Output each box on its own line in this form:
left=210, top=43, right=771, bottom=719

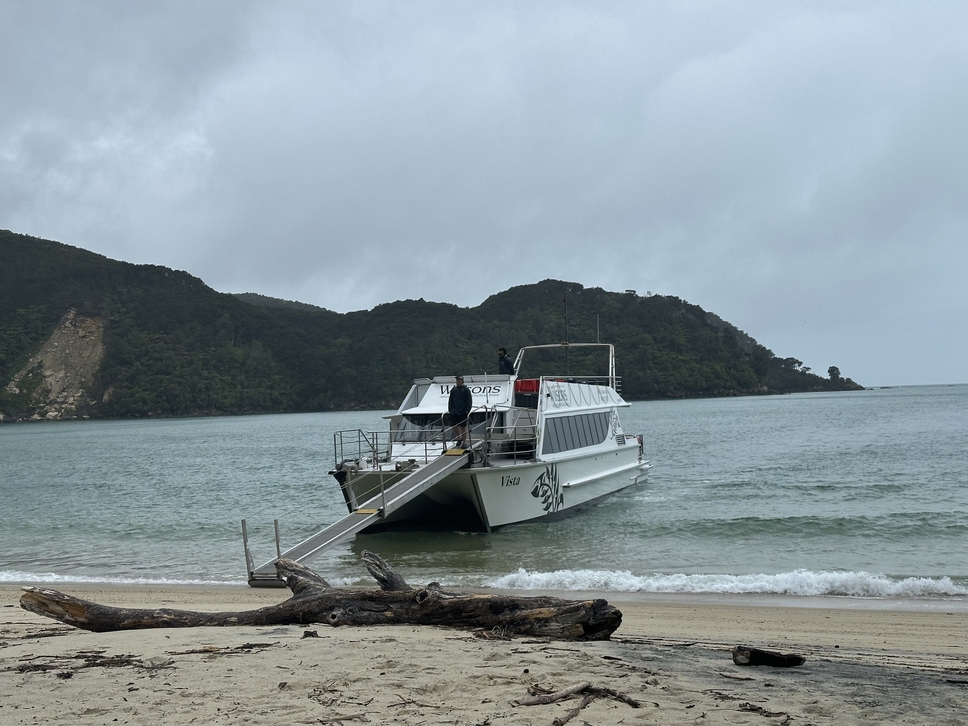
left=3, top=1, right=966, bottom=387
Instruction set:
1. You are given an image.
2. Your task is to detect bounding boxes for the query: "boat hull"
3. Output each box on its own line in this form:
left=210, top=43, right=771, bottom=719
left=473, top=447, right=647, bottom=528
left=340, top=445, right=648, bottom=531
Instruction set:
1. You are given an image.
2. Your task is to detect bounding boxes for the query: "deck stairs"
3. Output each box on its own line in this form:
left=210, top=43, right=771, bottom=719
left=245, top=448, right=470, bottom=586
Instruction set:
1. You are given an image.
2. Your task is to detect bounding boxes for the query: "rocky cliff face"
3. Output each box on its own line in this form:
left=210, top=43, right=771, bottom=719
left=3, top=309, right=105, bottom=421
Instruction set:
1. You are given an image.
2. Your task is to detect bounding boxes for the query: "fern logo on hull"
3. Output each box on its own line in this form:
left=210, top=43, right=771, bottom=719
left=531, top=464, right=564, bottom=513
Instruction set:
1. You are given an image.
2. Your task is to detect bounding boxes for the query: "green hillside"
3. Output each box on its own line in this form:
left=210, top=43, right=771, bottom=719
left=0, top=230, right=862, bottom=420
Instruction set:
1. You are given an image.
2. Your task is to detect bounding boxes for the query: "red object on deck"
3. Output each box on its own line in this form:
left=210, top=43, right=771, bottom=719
left=514, top=378, right=540, bottom=393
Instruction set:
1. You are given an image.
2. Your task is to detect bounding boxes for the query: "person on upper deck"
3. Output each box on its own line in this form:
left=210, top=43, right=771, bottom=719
left=498, top=347, right=515, bottom=376
left=448, top=375, right=473, bottom=448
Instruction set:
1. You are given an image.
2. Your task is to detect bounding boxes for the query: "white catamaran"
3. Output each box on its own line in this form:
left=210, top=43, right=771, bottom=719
left=244, top=343, right=651, bottom=586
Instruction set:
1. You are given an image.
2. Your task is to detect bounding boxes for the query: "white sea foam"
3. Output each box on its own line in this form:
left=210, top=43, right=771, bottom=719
left=488, top=568, right=968, bottom=598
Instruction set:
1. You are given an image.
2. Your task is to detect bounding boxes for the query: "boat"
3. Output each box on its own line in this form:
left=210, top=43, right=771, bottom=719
left=243, top=342, right=651, bottom=586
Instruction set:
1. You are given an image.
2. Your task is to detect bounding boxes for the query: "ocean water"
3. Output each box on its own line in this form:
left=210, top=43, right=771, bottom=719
left=2, top=385, right=966, bottom=604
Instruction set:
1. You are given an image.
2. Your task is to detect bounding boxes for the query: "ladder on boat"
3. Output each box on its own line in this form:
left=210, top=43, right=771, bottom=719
left=244, top=449, right=471, bottom=586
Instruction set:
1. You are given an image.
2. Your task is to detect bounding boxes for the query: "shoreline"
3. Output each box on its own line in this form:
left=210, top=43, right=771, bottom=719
left=3, top=583, right=966, bottom=725
left=4, top=579, right=968, bottom=610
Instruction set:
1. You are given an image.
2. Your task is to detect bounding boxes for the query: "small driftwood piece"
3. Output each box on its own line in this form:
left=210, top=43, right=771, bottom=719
left=20, top=552, right=621, bottom=641
left=732, top=645, right=805, bottom=667
left=512, top=681, right=641, bottom=725
left=512, top=682, right=592, bottom=706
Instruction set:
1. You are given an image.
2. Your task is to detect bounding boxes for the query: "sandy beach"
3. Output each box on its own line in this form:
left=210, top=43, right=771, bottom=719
left=2, top=583, right=966, bottom=725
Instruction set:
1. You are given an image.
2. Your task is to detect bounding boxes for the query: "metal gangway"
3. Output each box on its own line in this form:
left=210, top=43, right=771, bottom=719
left=243, top=448, right=470, bottom=586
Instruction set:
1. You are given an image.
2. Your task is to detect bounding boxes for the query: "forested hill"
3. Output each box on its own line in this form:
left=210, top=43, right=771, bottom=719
left=0, top=230, right=862, bottom=420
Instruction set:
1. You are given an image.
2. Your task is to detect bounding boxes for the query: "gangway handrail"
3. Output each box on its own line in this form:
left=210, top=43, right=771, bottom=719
left=244, top=448, right=470, bottom=585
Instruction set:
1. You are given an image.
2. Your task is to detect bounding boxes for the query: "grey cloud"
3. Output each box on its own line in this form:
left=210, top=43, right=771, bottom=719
left=2, top=1, right=966, bottom=385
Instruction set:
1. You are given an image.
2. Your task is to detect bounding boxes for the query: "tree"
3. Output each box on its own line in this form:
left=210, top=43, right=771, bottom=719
left=1, top=231, right=865, bottom=419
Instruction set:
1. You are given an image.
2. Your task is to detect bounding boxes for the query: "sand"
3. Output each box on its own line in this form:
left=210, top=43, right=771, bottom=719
left=2, top=583, right=966, bottom=725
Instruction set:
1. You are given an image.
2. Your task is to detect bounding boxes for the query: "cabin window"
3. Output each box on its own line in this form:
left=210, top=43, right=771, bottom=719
left=541, top=411, right=611, bottom=455
left=466, top=411, right=491, bottom=437
left=394, top=414, right=444, bottom=442
left=394, top=412, right=491, bottom=442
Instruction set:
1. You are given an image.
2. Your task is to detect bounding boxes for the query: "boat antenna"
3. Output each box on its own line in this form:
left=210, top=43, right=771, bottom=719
left=563, top=290, right=569, bottom=374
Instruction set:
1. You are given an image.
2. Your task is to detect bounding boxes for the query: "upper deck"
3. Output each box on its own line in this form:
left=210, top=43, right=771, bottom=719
left=394, top=342, right=627, bottom=417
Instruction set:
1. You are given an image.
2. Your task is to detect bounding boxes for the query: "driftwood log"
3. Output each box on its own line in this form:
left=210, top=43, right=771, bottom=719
left=20, top=552, right=622, bottom=641
left=732, top=645, right=805, bottom=667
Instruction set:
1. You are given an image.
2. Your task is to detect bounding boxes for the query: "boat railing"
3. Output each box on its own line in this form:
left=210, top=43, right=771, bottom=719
left=333, top=429, right=392, bottom=470
left=513, top=342, right=619, bottom=390
left=535, top=374, right=617, bottom=386
left=482, top=417, right=538, bottom=462
left=334, top=420, right=454, bottom=471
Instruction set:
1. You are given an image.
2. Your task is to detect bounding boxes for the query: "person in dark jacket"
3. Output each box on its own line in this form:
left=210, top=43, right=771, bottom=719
left=448, top=375, right=473, bottom=448
left=498, top=347, right=515, bottom=375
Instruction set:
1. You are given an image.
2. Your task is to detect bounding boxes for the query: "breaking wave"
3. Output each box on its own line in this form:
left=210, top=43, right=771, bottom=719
left=488, top=568, right=968, bottom=598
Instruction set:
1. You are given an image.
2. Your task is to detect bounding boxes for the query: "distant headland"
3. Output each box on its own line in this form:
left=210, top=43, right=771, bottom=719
left=0, top=229, right=862, bottom=422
